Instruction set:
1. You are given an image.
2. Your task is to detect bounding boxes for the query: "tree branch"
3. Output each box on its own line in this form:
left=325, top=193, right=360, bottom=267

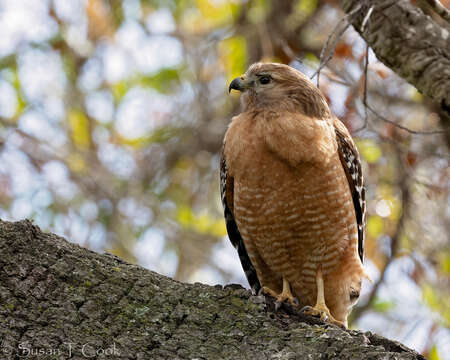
left=425, top=0, right=450, bottom=23
left=340, top=0, right=450, bottom=141
left=0, top=219, right=425, bottom=359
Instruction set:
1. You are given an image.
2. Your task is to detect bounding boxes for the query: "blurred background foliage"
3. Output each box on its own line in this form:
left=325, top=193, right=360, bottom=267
left=0, top=0, right=448, bottom=357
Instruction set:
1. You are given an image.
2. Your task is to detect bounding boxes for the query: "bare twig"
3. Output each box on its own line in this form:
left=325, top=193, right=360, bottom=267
left=277, top=37, right=302, bottom=63
left=361, top=5, right=374, bottom=32
left=311, top=3, right=363, bottom=87
left=367, top=104, right=450, bottom=135
left=376, top=133, right=450, bottom=158
left=313, top=22, right=351, bottom=87
left=354, top=44, right=370, bottom=133
left=424, top=0, right=450, bottom=23
left=347, top=35, right=450, bottom=137
left=412, top=177, right=450, bottom=191
left=320, top=71, right=352, bottom=86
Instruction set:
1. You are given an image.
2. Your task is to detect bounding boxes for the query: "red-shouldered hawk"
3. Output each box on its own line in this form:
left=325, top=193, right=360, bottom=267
left=221, top=62, right=368, bottom=327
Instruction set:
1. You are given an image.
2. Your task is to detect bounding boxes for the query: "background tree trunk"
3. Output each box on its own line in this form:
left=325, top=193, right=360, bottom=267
left=0, top=219, right=425, bottom=359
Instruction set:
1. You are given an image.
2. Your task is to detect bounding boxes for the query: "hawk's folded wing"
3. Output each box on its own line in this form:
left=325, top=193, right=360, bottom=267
left=220, top=146, right=261, bottom=294
left=334, top=121, right=366, bottom=262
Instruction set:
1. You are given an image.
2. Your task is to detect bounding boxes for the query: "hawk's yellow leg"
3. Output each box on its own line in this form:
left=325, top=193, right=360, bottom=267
left=262, top=278, right=298, bottom=308
left=301, top=267, right=346, bottom=327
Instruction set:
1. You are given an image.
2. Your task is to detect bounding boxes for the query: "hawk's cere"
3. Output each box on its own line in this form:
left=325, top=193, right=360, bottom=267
left=221, top=63, right=368, bottom=327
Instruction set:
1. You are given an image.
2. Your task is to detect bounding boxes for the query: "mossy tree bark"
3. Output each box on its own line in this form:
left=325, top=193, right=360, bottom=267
left=0, top=220, right=425, bottom=359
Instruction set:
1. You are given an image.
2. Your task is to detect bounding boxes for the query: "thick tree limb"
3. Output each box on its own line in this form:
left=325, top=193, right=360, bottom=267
left=425, top=0, right=450, bottom=23
left=341, top=0, right=450, bottom=122
left=0, top=219, right=425, bottom=359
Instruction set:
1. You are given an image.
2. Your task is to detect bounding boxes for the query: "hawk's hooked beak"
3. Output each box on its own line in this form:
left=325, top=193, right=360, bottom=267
left=229, top=76, right=247, bottom=93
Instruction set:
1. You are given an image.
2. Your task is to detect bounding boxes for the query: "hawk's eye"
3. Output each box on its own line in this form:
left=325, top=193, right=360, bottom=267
left=259, top=76, right=271, bottom=85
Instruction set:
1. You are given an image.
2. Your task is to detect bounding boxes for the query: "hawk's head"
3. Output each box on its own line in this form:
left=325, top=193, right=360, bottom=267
left=229, top=62, right=330, bottom=119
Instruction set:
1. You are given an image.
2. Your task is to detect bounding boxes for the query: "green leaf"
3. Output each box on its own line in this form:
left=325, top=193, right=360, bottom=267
left=371, top=297, right=395, bottom=313
left=138, top=67, right=181, bottom=93
left=118, top=126, right=178, bottom=148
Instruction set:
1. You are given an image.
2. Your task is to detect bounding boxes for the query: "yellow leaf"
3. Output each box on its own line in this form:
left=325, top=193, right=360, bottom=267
left=422, top=284, right=450, bottom=326
left=115, top=136, right=148, bottom=148
left=68, top=109, right=90, bottom=149
left=16, top=92, right=26, bottom=117
left=388, top=197, right=401, bottom=221
left=115, top=126, right=177, bottom=148
left=193, top=214, right=211, bottom=233
left=196, top=0, right=234, bottom=23
left=422, top=284, right=436, bottom=307
left=367, top=215, right=384, bottom=238
left=438, top=252, right=450, bottom=275
left=176, top=205, right=194, bottom=227
left=210, top=219, right=227, bottom=237
left=429, top=345, right=440, bottom=360
left=182, top=0, right=239, bottom=32
left=357, top=139, right=382, bottom=164
left=111, top=81, right=128, bottom=102
left=176, top=205, right=227, bottom=237
left=295, top=0, right=318, bottom=16
left=219, top=36, right=247, bottom=82
left=10, top=68, right=26, bottom=118
left=303, top=52, right=319, bottom=66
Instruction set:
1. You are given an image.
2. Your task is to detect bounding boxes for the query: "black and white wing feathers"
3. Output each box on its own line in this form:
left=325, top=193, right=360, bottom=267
left=335, top=127, right=366, bottom=263
left=220, top=146, right=261, bottom=294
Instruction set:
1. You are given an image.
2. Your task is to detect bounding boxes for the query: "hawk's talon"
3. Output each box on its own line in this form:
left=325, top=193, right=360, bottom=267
left=300, top=305, right=312, bottom=313
left=301, top=305, right=329, bottom=321
left=262, top=286, right=279, bottom=299
left=299, top=268, right=347, bottom=328
left=262, top=278, right=298, bottom=309
left=300, top=304, right=346, bottom=327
